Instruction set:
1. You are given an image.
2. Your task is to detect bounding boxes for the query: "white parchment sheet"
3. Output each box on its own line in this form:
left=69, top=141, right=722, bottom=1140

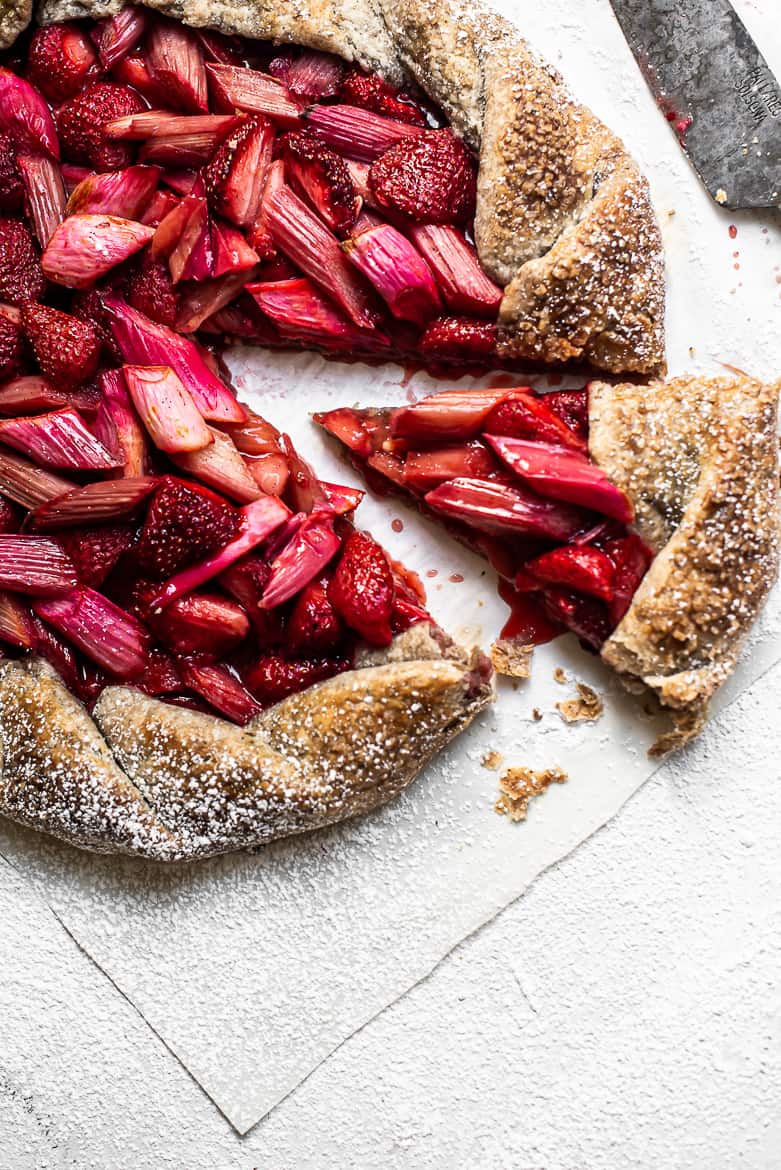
left=1, top=0, right=779, bottom=1137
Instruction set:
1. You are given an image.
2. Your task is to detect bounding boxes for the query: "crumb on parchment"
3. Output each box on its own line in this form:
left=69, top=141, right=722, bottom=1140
left=553, top=666, right=567, bottom=684
left=532, top=707, right=542, bottom=721
left=556, top=682, right=604, bottom=723
left=490, top=638, right=533, bottom=678
left=482, top=749, right=503, bottom=770
left=494, top=765, right=568, bottom=822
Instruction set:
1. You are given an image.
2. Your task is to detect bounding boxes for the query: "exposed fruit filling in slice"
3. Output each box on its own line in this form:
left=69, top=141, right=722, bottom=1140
left=316, top=385, right=655, bottom=658
left=0, top=11, right=510, bottom=372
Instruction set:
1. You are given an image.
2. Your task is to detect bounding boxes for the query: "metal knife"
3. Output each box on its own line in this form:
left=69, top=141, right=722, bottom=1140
left=608, top=0, right=781, bottom=209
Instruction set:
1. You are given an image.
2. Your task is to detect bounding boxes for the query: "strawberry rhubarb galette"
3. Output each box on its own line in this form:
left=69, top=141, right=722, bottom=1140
left=318, top=374, right=780, bottom=754
left=0, top=2, right=771, bottom=860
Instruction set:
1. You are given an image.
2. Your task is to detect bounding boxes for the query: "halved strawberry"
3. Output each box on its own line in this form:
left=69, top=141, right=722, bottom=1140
left=418, top=316, right=497, bottom=363
left=149, top=590, right=249, bottom=657
left=369, top=130, right=477, bottom=224
left=603, top=534, right=653, bottom=626
left=21, top=303, right=100, bottom=390
left=26, top=23, right=100, bottom=103
left=0, top=134, right=24, bottom=212
left=484, top=394, right=587, bottom=452
left=135, top=646, right=181, bottom=696
left=126, top=252, right=180, bottom=327
left=136, top=477, right=240, bottom=578
left=527, top=545, right=615, bottom=601
left=243, top=653, right=349, bottom=706
left=287, top=578, right=344, bottom=655
left=0, top=308, right=24, bottom=382
left=327, top=529, right=394, bottom=646
left=57, top=82, right=146, bottom=171
left=0, top=218, right=46, bottom=305
left=339, top=69, right=426, bottom=126
left=58, top=524, right=136, bottom=587
left=218, top=553, right=284, bottom=645
left=544, top=389, right=590, bottom=441
left=279, top=129, right=358, bottom=235
left=202, top=114, right=274, bottom=229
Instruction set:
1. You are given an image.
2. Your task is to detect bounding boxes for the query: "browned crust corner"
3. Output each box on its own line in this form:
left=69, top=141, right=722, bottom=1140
left=0, top=625, right=493, bottom=859
left=589, top=374, right=781, bottom=753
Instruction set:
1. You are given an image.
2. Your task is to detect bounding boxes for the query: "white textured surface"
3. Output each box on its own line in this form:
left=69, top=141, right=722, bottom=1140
left=1, top=0, right=780, bottom=1162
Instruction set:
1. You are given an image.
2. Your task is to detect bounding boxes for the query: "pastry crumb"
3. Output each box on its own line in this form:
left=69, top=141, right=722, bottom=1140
left=556, top=682, right=604, bottom=723
left=532, top=707, right=543, bottom=721
left=715, top=188, right=728, bottom=204
left=482, top=749, right=503, bottom=770
left=491, top=638, right=533, bottom=678
left=494, top=765, right=568, bottom=822
left=553, top=666, right=567, bottom=684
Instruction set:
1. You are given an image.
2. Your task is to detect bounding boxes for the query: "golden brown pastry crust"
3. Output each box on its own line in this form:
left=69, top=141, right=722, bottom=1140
left=21, top=0, right=666, bottom=375
left=0, top=625, right=493, bottom=859
left=590, top=375, right=780, bottom=754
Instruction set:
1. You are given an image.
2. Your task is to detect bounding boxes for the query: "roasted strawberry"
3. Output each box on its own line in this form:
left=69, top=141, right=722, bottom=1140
left=150, top=591, right=250, bottom=658
left=328, top=529, right=394, bottom=646
left=542, top=587, right=613, bottom=651
left=202, top=115, right=274, bottom=229
left=70, top=287, right=123, bottom=362
left=219, top=553, right=286, bottom=646
left=0, top=309, right=24, bottom=382
left=57, top=82, right=146, bottom=170
left=0, top=218, right=46, bottom=305
left=135, top=647, right=182, bottom=696
left=21, top=302, right=100, bottom=389
left=603, top=534, right=653, bottom=627
left=339, top=68, right=426, bottom=126
left=279, top=129, right=357, bottom=235
left=126, top=252, right=180, bottom=327
left=527, top=544, right=615, bottom=602
left=26, top=23, right=101, bottom=103
left=418, top=316, right=497, bottom=362
left=484, top=393, right=587, bottom=452
left=544, top=389, right=590, bottom=440
left=369, top=130, right=477, bottom=224
left=58, top=524, right=136, bottom=587
left=0, top=134, right=23, bottom=212
left=136, top=477, right=240, bottom=578
left=287, top=578, right=344, bottom=655
left=243, top=653, right=349, bottom=706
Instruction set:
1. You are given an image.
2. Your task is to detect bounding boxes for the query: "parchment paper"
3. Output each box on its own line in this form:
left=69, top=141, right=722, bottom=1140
left=1, top=0, right=779, bottom=1136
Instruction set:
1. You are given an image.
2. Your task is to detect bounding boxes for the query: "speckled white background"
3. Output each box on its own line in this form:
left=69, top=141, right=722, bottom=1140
left=1, top=0, right=780, bottom=1164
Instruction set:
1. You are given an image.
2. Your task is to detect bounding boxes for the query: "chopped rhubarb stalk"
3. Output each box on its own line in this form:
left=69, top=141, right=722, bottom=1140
left=94, top=368, right=150, bottom=477
left=281, top=433, right=328, bottom=513
left=0, top=449, right=75, bottom=509
left=123, top=365, right=213, bottom=454
left=0, top=409, right=121, bottom=471
left=0, top=68, right=60, bottom=158
left=194, top=29, right=243, bottom=66
left=314, top=407, right=373, bottom=458
left=261, top=508, right=341, bottom=608
left=265, top=187, right=377, bottom=329
left=248, top=277, right=386, bottom=352
left=112, top=53, right=171, bottom=106
left=65, top=165, right=163, bottom=219
left=149, top=592, right=249, bottom=657
left=527, top=545, right=616, bottom=602
left=305, top=105, right=424, bottom=162
left=206, top=65, right=304, bottom=128
left=419, top=317, right=497, bottom=362
left=392, top=387, right=513, bottom=441
left=248, top=157, right=284, bottom=257
left=343, top=224, right=441, bottom=324
left=176, top=267, right=259, bottom=332
left=280, top=129, right=358, bottom=235
left=408, top=224, right=503, bottom=316
left=29, top=476, right=158, bottom=530
left=484, top=436, right=634, bottom=524
left=139, top=188, right=180, bottom=227
left=178, top=660, right=261, bottom=725
left=0, top=376, right=72, bottom=416
left=244, top=451, right=290, bottom=497
left=211, top=220, right=260, bottom=276
left=42, top=215, right=154, bottom=289
left=105, top=112, right=242, bottom=140
left=0, top=590, right=36, bottom=648
left=542, top=588, right=613, bottom=651
left=270, top=49, right=345, bottom=98
left=320, top=481, right=364, bottom=514
left=172, top=426, right=262, bottom=503
left=146, top=18, right=208, bottom=112
left=150, top=495, right=291, bottom=611
left=203, top=115, right=275, bottom=229
left=167, top=196, right=214, bottom=283
left=0, top=535, right=78, bottom=595
left=345, top=159, right=373, bottom=205
left=61, top=163, right=94, bottom=194
left=366, top=450, right=407, bottom=489
left=484, top=393, right=587, bottom=452
left=16, top=154, right=66, bottom=247
left=92, top=7, right=148, bottom=68
left=222, top=409, right=280, bottom=456
left=151, top=197, right=194, bottom=259
left=424, top=478, right=588, bottom=542
left=104, top=298, right=248, bottom=424
left=33, top=587, right=150, bottom=676
left=402, top=442, right=498, bottom=492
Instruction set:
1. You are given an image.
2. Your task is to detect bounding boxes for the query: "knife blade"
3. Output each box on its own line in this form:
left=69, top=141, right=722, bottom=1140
left=608, top=0, right=781, bottom=209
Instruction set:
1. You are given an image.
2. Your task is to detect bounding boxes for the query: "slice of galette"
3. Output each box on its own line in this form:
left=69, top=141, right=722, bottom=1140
left=317, top=374, right=780, bottom=754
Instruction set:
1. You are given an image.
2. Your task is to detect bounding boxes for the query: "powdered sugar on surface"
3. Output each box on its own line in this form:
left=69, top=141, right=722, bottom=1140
left=0, top=0, right=779, bottom=1142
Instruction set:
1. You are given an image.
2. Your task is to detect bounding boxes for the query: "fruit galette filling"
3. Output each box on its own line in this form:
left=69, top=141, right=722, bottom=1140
left=0, top=10, right=504, bottom=370
left=316, top=386, right=655, bottom=654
